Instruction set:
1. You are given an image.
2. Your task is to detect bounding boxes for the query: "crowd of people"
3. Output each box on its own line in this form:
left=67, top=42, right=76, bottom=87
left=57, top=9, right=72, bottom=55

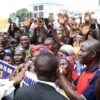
left=0, top=10, right=100, bottom=100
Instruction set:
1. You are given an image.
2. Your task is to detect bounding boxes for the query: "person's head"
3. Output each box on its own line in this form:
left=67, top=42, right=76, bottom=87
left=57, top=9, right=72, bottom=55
left=14, top=47, right=25, bottom=65
left=10, top=22, right=17, bottom=31
left=57, top=50, right=68, bottom=59
left=35, top=17, right=43, bottom=27
left=20, top=34, right=30, bottom=49
left=59, top=57, right=71, bottom=76
left=44, top=37, right=55, bottom=51
left=4, top=49, right=14, bottom=65
left=34, top=52, right=58, bottom=82
left=14, top=29, right=21, bottom=39
left=58, top=9, right=68, bottom=20
left=2, top=33, right=9, bottom=43
left=31, top=45, right=49, bottom=63
left=44, top=18, right=51, bottom=29
left=73, top=35, right=85, bottom=43
left=0, top=41, right=4, bottom=53
left=10, top=39, right=18, bottom=52
left=3, top=55, right=14, bottom=65
left=8, top=18, right=12, bottom=24
left=57, top=45, right=74, bottom=59
left=78, top=39, right=100, bottom=66
left=4, top=49, right=13, bottom=56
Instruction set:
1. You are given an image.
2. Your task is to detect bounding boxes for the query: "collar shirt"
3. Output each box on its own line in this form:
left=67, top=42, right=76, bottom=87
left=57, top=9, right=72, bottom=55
left=73, top=67, right=100, bottom=100
left=37, top=80, right=60, bottom=92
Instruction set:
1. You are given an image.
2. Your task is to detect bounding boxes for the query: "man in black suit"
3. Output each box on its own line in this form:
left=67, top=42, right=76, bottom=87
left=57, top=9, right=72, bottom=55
left=14, top=52, right=68, bottom=100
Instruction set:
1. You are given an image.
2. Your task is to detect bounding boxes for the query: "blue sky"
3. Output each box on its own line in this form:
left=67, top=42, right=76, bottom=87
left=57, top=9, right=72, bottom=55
left=0, top=0, right=99, bottom=19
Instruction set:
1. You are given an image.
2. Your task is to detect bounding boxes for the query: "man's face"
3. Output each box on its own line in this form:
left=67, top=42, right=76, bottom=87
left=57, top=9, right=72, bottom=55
left=14, top=51, right=25, bottom=64
left=20, top=36, right=30, bottom=48
left=78, top=43, right=92, bottom=65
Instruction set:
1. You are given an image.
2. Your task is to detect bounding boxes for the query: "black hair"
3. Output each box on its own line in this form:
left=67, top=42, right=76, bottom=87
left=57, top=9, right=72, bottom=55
left=20, top=33, right=30, bottom=39
left=44, top=18, right=51, bottom=29
left=90, top=24, right=96, bottom=29
left=34, top=52, right=58, bottom=77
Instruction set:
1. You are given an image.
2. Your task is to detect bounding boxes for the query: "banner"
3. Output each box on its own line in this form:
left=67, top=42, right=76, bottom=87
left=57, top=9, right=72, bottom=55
left=21, top=71, right=37, bottom=86
left=0, top=60, right=38, bottom=86
left=0, top=60, right=15, bottom=79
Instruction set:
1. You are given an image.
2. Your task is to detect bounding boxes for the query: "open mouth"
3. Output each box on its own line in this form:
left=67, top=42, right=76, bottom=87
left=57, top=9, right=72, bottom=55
left=15, top=59, right=20, bottom=63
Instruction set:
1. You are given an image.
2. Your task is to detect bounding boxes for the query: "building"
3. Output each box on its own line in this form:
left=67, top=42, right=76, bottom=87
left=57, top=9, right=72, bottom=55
left=33, top=3, right=65, bottom=18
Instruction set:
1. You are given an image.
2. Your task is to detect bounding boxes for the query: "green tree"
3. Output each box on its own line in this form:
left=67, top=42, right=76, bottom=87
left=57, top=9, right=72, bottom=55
left=11, top=8, right=33, bottom=22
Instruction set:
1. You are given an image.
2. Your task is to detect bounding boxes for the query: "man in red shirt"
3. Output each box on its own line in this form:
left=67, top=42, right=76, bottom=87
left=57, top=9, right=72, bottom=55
left=58, top=39, right=100, bottom=100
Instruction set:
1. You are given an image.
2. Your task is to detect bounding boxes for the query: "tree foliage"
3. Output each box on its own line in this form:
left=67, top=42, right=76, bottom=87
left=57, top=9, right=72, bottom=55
left=11, top=8, right=32, bottom=22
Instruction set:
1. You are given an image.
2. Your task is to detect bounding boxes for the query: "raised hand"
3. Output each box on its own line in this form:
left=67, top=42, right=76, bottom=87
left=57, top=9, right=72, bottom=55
left=33, top=18, right=44, bottom=29
left=58, top=16, right=68, bottom=25
left=70, top=22, right=79, bottom=30
left=84, top=12, right=91, bottom=21
left=84, top=16, right=90, bottom=21
left=73, top=41, right=83, bottom=59
left=13, top=68, right=26, bottom=86
left=69, top=31, right=77, bottom=38
left=8, top=67, right=26, bottom=86
left=82, top=25, right=90, bottom=35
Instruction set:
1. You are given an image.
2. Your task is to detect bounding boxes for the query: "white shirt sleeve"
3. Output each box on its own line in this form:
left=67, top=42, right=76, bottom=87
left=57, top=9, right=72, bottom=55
left=0, top=79, right=15, bottom=99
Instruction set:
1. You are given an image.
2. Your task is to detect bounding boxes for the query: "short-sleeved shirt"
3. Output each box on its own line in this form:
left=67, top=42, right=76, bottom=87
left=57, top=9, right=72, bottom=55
left=73, top=67, right=100, bottom=100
